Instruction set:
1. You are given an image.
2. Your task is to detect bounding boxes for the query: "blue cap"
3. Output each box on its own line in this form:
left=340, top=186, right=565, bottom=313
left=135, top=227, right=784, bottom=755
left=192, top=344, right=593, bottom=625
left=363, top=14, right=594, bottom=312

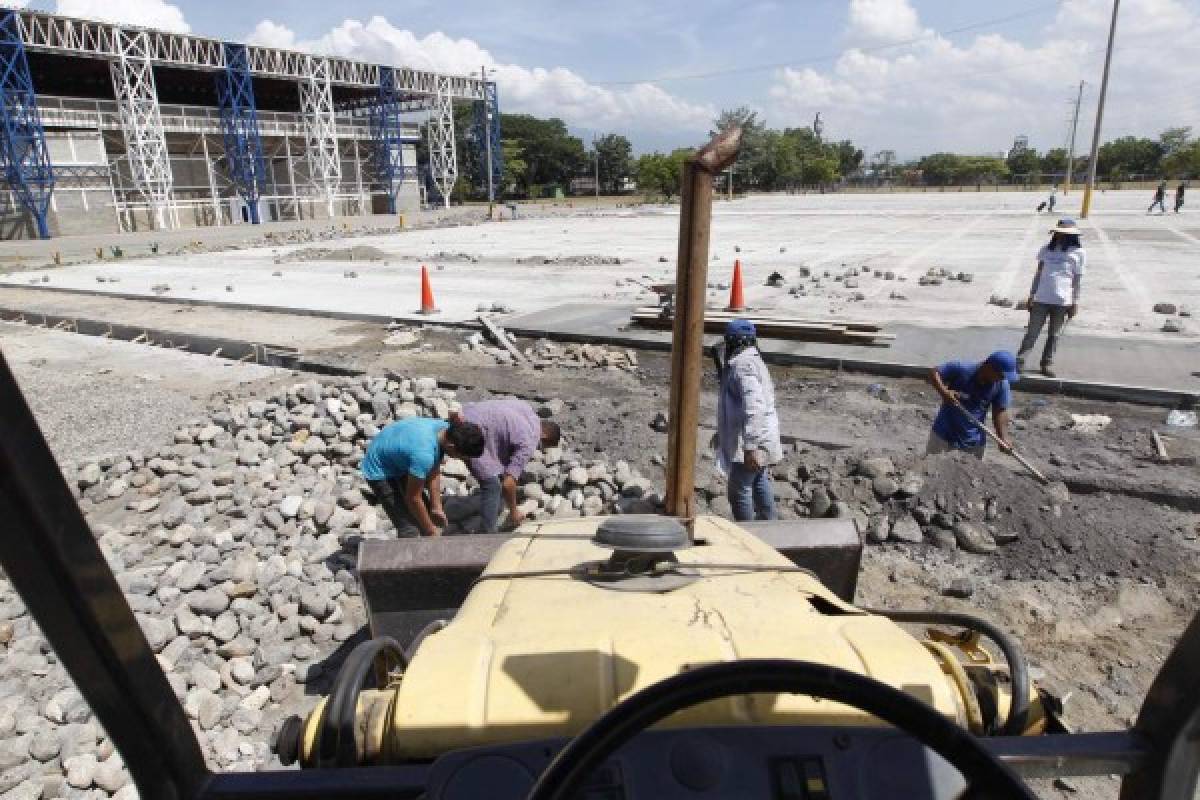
left=985, top=350, right=1019, bottom=384
left=726, top=319, right=756, bottom=337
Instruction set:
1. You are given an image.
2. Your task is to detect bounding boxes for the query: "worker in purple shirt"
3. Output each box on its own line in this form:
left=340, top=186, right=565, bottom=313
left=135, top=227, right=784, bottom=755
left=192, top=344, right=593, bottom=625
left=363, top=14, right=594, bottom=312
left=456, top=398, right=561, bottom=532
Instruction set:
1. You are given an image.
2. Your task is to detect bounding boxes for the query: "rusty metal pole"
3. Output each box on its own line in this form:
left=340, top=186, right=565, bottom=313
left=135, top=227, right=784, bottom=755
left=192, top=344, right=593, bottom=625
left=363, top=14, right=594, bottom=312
left=665, top=128, right=742, bottom=522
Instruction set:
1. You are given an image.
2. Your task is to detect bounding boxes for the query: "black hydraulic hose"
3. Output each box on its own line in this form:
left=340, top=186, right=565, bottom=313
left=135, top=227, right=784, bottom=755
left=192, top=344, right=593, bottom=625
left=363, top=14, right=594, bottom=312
left=863, top=608, right=1030, bottom=737
left=317, top=637, right=407, bottom=768
left=526, top=659, right=1035, bottom=800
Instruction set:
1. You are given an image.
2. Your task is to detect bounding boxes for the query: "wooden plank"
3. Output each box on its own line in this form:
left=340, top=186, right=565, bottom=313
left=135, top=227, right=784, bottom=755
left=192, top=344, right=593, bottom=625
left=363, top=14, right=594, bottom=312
left=1152, top=430, right=1169, bottom=462
left=632, top=306, right=883, bottom=332
left=477, top=315, right=528, bottom=364
left=632, top=313, right=894, bottom=345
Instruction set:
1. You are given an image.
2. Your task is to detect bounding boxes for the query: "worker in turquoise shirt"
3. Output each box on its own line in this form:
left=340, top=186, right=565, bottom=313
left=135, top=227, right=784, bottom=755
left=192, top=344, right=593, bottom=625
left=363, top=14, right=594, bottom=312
left=361, top=417, right=485, bottom=537
left=926, top=351, right=1018, bottom=459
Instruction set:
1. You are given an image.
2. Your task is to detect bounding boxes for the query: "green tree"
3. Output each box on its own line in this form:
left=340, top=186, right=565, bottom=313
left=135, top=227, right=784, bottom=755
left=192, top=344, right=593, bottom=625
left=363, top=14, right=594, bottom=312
left=594, top=133, right=633, bottom=194
left=800, top=157, right=839, bottom=187
left=1163, top=141, right=1200, bottom=178
left=958, top=156, right=1009, bottom=184
left=500, top=139, right=528, bottom=194
left=1041, top=148, right=1068, bottom=178
left=1006, top=147, right=1041, bottom=181
left=829, top=140, right=864, bottom=177
left=917, top=153, right=964, bottom=185
left=1097, top=136, right=1163, bottom=179
left=499, top=114, right=586, bottom=195
left=712, top=107, right=766, bottom=193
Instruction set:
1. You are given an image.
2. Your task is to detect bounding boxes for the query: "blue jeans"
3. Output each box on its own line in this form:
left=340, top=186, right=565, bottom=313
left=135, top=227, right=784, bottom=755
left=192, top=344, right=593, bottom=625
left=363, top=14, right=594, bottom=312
left=478, top=475, right=503, bottom=533
left=727, top=462, right=777, bottom=522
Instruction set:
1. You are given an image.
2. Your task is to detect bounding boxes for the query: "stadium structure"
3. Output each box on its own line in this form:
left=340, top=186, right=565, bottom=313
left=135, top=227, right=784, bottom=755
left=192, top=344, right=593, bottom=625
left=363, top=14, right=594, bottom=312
left=0, top=7, right=502, bottom=239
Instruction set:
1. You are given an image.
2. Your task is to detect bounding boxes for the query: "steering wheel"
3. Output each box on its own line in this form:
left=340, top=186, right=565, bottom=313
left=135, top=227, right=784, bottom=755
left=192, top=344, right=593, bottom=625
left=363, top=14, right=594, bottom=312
left=526, top=659, right=1036, bottom=800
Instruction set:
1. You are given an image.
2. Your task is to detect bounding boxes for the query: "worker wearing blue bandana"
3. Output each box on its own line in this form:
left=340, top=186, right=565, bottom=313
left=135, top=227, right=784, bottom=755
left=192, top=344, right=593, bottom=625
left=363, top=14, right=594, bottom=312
left=927, top=351, right=1018, bottom=459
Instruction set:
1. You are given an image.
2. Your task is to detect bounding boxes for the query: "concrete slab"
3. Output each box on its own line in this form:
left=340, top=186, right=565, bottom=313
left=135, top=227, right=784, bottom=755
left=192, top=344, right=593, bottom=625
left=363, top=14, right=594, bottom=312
left=3, top=191, right=1196, bottom=343
left=506, top=303, right=1200, bottom=400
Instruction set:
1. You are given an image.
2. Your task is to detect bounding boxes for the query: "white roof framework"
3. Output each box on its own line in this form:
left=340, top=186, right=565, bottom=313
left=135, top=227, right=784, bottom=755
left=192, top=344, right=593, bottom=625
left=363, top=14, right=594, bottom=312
left=12, top=9, right=486, bottom=99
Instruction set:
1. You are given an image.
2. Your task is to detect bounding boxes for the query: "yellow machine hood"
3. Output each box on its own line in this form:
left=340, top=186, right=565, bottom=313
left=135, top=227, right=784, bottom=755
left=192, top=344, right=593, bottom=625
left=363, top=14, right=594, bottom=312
left=383, top=516, right=968, bottom=759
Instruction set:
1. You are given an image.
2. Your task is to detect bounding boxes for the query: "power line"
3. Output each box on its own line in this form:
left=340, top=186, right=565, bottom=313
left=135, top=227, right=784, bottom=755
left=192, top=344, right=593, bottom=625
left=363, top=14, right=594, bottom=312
left=593, top=1, right=1065, bottom=86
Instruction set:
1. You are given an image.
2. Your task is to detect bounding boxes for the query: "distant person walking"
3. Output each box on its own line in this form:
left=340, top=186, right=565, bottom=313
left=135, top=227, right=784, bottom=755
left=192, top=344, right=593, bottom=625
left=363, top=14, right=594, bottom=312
left=715, top=319, right=783, bottom=522
left=1149, top=181, right=1168, bottom=214
left=1047, top=185, right=1058, bottom=213
left=1176, top=182, right=1186, bottom=213
left=1017, top=218, right=1085, bottom=378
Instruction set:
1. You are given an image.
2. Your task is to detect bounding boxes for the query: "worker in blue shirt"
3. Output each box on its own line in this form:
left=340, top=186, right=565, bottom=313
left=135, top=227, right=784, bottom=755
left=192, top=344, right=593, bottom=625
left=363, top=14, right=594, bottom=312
left=926, top=351, right=1018, bottom=459
left=361, top=417, right=485, bottom=537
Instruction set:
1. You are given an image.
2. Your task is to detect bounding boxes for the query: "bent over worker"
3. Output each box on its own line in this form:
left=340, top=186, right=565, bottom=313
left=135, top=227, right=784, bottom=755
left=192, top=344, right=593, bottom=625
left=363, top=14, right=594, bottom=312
left=716, top=319, right=783, bottom=521
left=361, top=417, right=485, bottom=537
left=459, top=398, right=561, bottom=532
left=927, top=351, right=1017, bottom=460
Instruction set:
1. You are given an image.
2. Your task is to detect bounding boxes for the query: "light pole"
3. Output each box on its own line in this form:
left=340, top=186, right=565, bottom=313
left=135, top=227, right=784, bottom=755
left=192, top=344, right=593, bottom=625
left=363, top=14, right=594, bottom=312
left=593, top=137, right=600, bottom=205
left=1082, top=0, right=1120, bottom=219
left=1065, top=81, right=1084, bottom=195
left=481, top=65, right=495, bottom=212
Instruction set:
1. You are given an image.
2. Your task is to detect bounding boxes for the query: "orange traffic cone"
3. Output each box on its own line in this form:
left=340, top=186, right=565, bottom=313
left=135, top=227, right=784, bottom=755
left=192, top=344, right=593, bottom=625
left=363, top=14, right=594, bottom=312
left=726, top=259, right=746, bottom=311
left=418, top=264, right=439, bottom=314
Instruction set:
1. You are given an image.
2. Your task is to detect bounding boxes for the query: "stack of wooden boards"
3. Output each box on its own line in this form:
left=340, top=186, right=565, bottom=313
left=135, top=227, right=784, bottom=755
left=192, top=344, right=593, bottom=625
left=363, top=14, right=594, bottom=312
left=630, top=307, right=894, bottom=347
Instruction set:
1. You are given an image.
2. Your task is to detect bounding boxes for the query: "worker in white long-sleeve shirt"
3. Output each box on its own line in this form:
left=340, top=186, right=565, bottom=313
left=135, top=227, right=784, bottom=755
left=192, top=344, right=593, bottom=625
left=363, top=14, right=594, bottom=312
left=715, top=319, right=783, bottom=521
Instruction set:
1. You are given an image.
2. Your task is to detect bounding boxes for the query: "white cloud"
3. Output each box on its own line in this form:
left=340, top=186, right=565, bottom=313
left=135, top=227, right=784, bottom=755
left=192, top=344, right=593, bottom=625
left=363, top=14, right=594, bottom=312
left=248, top=16, right=714, bottom=137
left=246, top=19, right=295, bottom=50
left=846, top=0, right=923, bottom=44
left=54, top=0, right=189, bottom=33
left=768, top=0, right=1200, bottom=157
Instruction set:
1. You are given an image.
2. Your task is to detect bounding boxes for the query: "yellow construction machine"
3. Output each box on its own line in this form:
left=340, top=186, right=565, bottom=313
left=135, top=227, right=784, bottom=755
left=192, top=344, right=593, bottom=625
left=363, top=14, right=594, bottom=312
left=1, top=129, right=1197, bottom=800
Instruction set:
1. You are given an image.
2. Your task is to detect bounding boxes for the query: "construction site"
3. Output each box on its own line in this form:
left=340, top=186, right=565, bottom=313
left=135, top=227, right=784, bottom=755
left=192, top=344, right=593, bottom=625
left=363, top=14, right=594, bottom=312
left=1, top=7, right=1200, bottom=800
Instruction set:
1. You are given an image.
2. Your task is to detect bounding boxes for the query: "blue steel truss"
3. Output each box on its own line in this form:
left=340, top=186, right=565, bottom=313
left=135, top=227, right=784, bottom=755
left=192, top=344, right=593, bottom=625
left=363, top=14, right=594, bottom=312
left=370, top=66, right=415, bottom=214
left=0, top=11, right=55, bottom=238
left=473, top=80, right=502, bottom=199
left=216, top=42, right=266, bottom=224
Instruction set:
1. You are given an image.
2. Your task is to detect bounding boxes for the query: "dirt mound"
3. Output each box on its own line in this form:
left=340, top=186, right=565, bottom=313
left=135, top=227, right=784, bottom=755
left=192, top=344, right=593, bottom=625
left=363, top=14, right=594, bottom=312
left=899, top=451, right=1196, bottom=583
left=284, top=245, right=390, bottom=262
left=515, top=254, right=623, bottom=266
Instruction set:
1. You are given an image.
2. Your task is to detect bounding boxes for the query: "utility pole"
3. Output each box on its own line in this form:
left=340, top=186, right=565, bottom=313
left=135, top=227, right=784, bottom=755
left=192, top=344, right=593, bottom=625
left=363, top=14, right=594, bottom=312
left=593, top=136, right=600, bottom=205
left=481, top=66, right=494, bottom=212
left=1082, top=0, right=1120, bottom=219
left=1065, top=80, right=1085, bottom=195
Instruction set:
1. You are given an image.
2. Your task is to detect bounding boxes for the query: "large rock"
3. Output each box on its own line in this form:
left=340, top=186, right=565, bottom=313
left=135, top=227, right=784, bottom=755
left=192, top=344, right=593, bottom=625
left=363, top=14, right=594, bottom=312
left=889, top=515, right=924, bottom=544
left=856, top=457, right=895, bottom=480
left=186, top=588, right=230, bottom=617
left=809, top=487, right=832, bottom=518
left=953, top=521, right=997, bottom=555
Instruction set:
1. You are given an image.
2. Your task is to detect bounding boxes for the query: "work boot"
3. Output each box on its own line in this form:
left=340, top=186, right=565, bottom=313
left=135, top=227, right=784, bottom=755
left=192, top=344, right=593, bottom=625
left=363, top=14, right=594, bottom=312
left=1041, top=364, right=1056, bottom=378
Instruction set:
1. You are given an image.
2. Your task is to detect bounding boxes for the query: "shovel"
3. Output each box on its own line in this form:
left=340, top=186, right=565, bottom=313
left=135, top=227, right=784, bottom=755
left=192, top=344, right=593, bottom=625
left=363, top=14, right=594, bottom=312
left=952, top=402, right=1049, bottom=485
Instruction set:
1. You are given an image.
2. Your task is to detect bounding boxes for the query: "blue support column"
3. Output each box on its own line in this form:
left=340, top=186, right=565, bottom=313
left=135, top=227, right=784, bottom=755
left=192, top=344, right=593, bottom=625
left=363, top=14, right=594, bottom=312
left=371, top=67, right=409, bottom=215
left=473, top=80, right=502, bottom=198
left=216, top=42, right=266, bottom=224
left=0, top=11, right=55, bottom=239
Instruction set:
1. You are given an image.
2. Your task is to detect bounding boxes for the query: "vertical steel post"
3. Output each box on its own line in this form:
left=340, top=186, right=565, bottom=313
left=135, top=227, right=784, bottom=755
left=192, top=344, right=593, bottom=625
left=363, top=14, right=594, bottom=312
left=215, top=42, right=266, bottom=224
left=473, top=69, right=501, bottom=206
left=1064, top=81, right=1084, bottom=196
left=0, top=10, right=55, bottom=238
left=428, top=76, right=458, bottom=208
left=1082, top=0, right=1120, bottom=219
left=664, top=128, right=741, bottom=524
left=299, top=54, right=340, bottom=218
left=370, top=66, right=406, bottom=215
left=110, top=27, right=173, bottom=230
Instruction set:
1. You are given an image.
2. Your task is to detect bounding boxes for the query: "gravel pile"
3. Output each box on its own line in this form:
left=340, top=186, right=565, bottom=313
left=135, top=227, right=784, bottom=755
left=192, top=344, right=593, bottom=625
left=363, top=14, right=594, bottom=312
left=0, top=374, right=661, bottom=796
left=281, top=245, right=391, bottom=263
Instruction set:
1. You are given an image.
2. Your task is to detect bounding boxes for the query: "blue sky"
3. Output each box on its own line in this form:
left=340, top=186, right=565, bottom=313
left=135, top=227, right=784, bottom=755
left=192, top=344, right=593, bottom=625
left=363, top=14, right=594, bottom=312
left=24, top=0, right=1200, bottom=158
